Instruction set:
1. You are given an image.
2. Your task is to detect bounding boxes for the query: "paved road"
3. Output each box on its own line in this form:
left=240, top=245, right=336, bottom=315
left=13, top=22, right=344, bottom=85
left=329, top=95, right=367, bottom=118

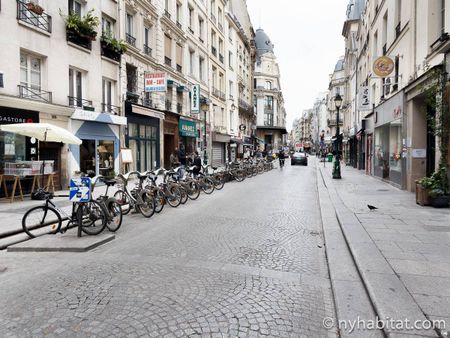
left=0, top=160, right=336, bottom=337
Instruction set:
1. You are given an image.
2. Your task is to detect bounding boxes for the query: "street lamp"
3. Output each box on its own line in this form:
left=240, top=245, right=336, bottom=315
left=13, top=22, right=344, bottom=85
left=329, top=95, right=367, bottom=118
left=333, top=94, right=343, bottom=179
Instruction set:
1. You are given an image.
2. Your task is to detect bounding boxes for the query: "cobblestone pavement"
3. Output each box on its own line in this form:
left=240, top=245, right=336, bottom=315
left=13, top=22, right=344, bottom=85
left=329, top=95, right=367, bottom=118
left=0, top=160, right=336, bottom=337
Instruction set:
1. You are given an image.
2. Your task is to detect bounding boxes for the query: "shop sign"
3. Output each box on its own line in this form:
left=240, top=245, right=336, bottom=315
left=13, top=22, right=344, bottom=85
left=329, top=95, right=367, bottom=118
left=72, top=109, right=127, bottom=126
left=0, top=107, right=39, bottom=124
left=239, top=124, right=246, bottom=131
left=373, top=56, right=395, bottom=77
left=358, top=86, right=371, bottom=110
left=69, top=177, right=91, bottom=202
left=191, top=85, right=200, bottom=113
left=144, top=72, right=167, bottom=92
left=179, top=119, right=197, bottom=137
left=393, top=106, right=402, bottom=119
left=412, top=149, right=426, bottom=158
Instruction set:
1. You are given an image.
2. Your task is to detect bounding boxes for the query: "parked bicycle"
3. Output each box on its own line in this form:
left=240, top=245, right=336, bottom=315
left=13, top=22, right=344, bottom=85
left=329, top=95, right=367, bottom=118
left=91, top=176, right=123, bottom=232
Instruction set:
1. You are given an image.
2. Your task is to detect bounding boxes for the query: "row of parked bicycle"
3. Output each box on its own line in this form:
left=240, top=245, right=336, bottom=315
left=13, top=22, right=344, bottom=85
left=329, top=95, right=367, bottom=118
left=21, top=158, right=275, bottom=238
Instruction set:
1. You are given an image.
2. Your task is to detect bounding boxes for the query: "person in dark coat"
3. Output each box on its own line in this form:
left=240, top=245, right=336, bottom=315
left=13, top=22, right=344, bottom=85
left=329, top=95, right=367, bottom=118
left=178, top=145, right=187, bottom=166
left=192, top=151, right=202, bottom=177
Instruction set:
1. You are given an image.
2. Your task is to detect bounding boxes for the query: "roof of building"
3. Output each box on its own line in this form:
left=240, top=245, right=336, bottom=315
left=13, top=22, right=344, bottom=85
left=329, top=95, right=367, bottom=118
left=255, top=28, right=274, bottom=58
left=346, top=0, right=365, bottom=21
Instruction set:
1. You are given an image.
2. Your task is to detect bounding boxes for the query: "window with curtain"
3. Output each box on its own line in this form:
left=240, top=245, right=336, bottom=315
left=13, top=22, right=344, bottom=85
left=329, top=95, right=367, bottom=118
left=176, top=44, right=183, bottom=70
left=165, top=35, right=172, bottom=64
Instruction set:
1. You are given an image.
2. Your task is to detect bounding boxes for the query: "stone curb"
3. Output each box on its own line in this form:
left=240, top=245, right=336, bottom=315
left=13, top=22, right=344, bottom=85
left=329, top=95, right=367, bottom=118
left=316, top=166, right=384, bottom=338
left=317, top=165, right=438, bottom=338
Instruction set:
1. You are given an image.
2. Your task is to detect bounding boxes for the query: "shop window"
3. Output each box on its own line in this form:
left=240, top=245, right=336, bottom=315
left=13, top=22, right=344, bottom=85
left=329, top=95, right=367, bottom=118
left=98, top=141, right=115, bottom=177
left=389, top=120, right=402, bottom=172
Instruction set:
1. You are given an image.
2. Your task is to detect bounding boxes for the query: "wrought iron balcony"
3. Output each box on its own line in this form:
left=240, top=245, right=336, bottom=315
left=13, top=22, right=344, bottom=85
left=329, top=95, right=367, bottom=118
left=68, top=96, right=93, bottom=109
left=165, top=57, right=172, bottom=66
left=211, top=46, right=217, bottom=56
left=17, top=0, right=52, bottom=33
left=101, top=40, right=122, bottom=62
left=142, top=97, right=152, bottom=107
left=188, top=27, right=194, bottom=34
left=126, top=91, right=139, bottom=104
left=101, top=103, right=120, bottom=115
left=219, top=53, right=224, bottom=63
left=176, top=21, right=182, bottom=29
left=164, top=10, right=171, bottom=19
left=210, top=12, right=216, bottom=24
left=176, top=64, right=182, bottom=73
left=143, top=44, right=152, bottom=56
left=18, top=85, right=52, bottom=103
left=176, top=103, right=182, bottom=114
left=165, top=100, right=172, bottom=111
left=327, top=118, right=344, bottom=127
left=212, top=87, right=226, bottom=101
left=66, top=28, right=92, bottom=50
left=218, top=23, right=223, bottom=33
left=126, top=33, right=136, bottom=47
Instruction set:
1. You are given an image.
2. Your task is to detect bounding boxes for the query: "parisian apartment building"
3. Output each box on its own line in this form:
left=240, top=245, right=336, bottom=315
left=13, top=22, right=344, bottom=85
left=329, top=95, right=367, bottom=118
left=0, top=0, right=286, bottom=192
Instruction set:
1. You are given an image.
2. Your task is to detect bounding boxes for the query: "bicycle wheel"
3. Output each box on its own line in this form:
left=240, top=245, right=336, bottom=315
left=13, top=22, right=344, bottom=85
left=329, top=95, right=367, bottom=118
left=234, top=169, right=245, bottom=182
left=179, top=185, right=189, bottom=204
left=167, top=186, right=182, bottom=207
left=186, top=181, right=200, bottom=200
left=106, top=198, right=123, bottom=232
left=154, top=189, right=165, bottom=213
left=78, top=201, right=107, bottom=235
left=137, top=191, right=155, bottom=218
left=213, top=173, right=225, bottom=190
left=22, top=206, right=62, bottom=238
left=114, top=190, right=131, bottom=215
left=201, top=177, right=215, bottom=194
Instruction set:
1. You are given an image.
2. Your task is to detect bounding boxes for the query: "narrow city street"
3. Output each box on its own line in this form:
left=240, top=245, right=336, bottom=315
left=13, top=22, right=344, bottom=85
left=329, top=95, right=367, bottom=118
left=0, top=160, right=336, bottom=338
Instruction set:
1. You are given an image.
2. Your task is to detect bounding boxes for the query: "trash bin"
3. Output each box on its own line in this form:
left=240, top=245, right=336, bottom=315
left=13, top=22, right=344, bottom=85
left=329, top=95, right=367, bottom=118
left=327, top=153, right=333, bottom=162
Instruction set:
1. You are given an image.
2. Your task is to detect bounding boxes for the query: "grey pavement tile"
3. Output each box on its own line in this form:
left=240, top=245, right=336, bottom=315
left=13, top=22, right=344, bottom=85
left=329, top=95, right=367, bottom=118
left=349, top=242, right=394, bottom=274
left=400, top=275, right=450, bottom=297
left=423, top=254, right=450, bottom=263
left=413, top=233, right=450, bottom=245
left=373, top=241, right=403, bottom=253
left=395, top=242, right=450, bottom=255
left=326, top=248, right=361, bottom=282
left=414, top=294, right=450, bottom=318
left=389, top=259, right=450, bottom=278
left=369, top=233, right=421, bottom=243
left=381, top=250, right=427, bottom=262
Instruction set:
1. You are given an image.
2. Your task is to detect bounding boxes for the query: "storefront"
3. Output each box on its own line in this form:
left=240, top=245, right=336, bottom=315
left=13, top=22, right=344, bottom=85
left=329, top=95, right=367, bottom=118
left=125, top=103, right=163, bottom=172
left=373, top=91, right=405, bottom=188
left=211, top=132, right=230, bottom=166
left=179, top=118, right=197, bottom=156
left=163, top=111, right=179, bottom=169
left=70, top=109, right=126, bottom=178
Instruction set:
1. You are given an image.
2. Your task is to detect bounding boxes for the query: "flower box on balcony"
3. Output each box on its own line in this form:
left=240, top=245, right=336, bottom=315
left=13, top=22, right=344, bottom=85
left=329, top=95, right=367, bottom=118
left=26, top=2, right=44, bottom=15
left=100, top=35, right=127, bottom=62
left=62, top=9, right=99, bottom=49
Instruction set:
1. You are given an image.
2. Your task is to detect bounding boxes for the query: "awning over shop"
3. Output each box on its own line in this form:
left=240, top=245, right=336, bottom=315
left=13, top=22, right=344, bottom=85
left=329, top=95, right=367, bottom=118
left=257, top=126, right=288, bottom=134
left=212, top=132, right=231, bottom=143
left=230, top=137, right=243, bottom=144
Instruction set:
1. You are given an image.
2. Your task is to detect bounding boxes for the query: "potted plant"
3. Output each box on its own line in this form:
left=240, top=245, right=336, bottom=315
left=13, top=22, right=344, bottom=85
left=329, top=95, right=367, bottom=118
left=27, top=2, right=44, bottom=15
left=428, top=166, right=450, bottom=208
left=416, top=176, right=433, bottom=206
left=100, top=34, right=128, bottom=54
left=61, top=9, right=99, bottom=41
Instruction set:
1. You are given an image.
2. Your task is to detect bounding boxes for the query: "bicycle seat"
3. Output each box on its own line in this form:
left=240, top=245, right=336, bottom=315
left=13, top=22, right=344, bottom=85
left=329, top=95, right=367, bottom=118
left=118, top=171, right=137, bottom=181
left=104, top=179, right=116, bottom=187
left=211, top=166, right=218, bottom=170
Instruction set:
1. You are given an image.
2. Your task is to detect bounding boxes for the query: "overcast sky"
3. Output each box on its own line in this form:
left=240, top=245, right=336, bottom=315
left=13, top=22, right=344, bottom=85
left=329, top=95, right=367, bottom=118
left=246, top=0, right=349, bottom=131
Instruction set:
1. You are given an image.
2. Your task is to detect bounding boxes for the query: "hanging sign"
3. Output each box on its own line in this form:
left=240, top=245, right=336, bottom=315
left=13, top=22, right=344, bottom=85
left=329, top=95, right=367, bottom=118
left=144, top=72, right=167, bottom=92
left=373, top=56, right=395, bottom=77
left=191, top=84, right=200, bottom=113
left=69, top=177, right=91, bottom=202
left=358, top=86, right=371, bottom=110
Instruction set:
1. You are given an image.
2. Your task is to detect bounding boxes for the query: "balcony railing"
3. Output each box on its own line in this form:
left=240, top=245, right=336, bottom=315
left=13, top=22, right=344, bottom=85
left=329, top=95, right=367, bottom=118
left=165, top=100, right=172, bottom=111
left=327, top=118, right=344, bottom=127
left=18, top=85, right=52, bottom=103
left=176, top=103, right=182, bottom=114
left=101, top=40, right=121, bottom=62
left=176, top=64, right=182, bottom=73
left=395, top=22, right=401, bottom=38
left=165, top=57, right=172, bottom=66
left=239, top=99, right=251, bottom=111
left=188, top=27, right=194, bottom=34
left=218, top=22, right=223, bottom=33
left=143, top=44, right=152, bottom=56
left=101, top=103, right=120, bottom=115
left=126, top=91, right=139, bottom=104
left=212, top=87, right=226, bottom=101
left=126, top=33, right=136, bottom=47
left=211, top=46, right=217, bottom=56
left=210, top=12, right=216, bottom=24
left=164, top=10, right=171, bottom=19
left=142, top=97, right=152, bottom=107
left=17, top=0, right=52, bottom=33
left=68, top=96, right=93, bottom=109
left=66, top=28, right=92, bottom=50
left=176, top=21, right=182, bottom=29
left=219, top=53, right=224, bottom=63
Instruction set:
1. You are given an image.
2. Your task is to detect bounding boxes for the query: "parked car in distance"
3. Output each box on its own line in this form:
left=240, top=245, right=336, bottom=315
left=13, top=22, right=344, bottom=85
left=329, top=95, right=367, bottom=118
left=291, top=152, right=308, bottom=166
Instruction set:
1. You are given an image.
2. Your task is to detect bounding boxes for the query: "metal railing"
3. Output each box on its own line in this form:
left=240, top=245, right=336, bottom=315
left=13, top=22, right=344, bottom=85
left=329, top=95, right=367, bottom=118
left=165, top=57, right=172, bottom=66
left=176, top=21, right=182, bottom=29
left=218, top=22, right=223, bottom=33
left=101, top=103, right=120, bottom=115
left=142, top=97, right=152, bottom=107
left=219, top=53, right=224, bottom=63
left=17, top=0, right=52, bottom=33
left=126, top=91, right=139, bottom=104
left=188, top=27, right=194, bottom=34
left=176, top=103, right=182, bottom=114
left=18, top=85, right=52, bottom=103
left=164, top=10, right=171, bottom=19
left=125, top=33, right=136, bottom=47
left=210, top=12, right=216, bottom=24
left=68, top=96, right=93, bottom=108
left=165, top=100, right=172, bottom=111
left=143, top=44, right=152, bottom=56
left=211, top=46, right=217, bottom=56
left=176, top=64, right=182, bottom=73
left=212, top=87, right=226, bottom=101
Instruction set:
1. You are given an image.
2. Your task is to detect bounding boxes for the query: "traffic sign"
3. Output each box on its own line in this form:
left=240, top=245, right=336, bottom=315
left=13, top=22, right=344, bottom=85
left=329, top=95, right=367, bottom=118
left=69, top=177, right=91, bottom=202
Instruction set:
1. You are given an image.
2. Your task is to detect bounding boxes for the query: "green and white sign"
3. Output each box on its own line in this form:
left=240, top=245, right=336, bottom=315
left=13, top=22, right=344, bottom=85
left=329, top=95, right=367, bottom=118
left=179, top=118, right=197, bottom=137
left=191, top=84, right=200, bottom=113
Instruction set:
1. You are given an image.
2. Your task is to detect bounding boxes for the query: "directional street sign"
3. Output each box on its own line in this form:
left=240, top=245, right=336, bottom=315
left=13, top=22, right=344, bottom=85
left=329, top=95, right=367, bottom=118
left=69, top=177, right=91, bottom=202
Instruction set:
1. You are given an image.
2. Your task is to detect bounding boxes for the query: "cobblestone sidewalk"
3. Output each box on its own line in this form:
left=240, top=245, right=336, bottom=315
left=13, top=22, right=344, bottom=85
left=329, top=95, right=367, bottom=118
left=320, top=162, right=450, bottom=336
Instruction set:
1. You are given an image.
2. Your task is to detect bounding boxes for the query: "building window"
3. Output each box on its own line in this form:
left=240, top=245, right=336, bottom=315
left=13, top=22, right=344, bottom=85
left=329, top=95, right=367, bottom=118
left=229, top=80, right=233, bottom=99
left=176, top=2, right=181, bottom=24
left=228, top=24, right=233, bottom=42
left=126, top=64, right=137, bottom=94
left=165, top=35, right=172, bottom=66
left=102, top=16, right=113, bottom=36
left=20, top=53, right=41, bottom=91
left=440, top=0, right=446, bottom=35
left=126, top=13, right=133, bottom=36
left=198, top=17, right=204, bottom=41
left=102, top=78, right=115, bottom=112
left=68, top=0, right=82, bottom=15
left=189, top=50, right=195, bottom=75
left=265, top=81, right=272, bottom=90
left=165, top=0, right=169, bottom=12
left=188, top=6, right=194, bottom=29
left=264, top=96, right=273, bottom=110
left=228, top=51, right=233, bottom=69
left=176, top=44, right=183, bottom=72
left=69, top=68, right=83, bottom=107
left=199, top=56, right=205, bottom=81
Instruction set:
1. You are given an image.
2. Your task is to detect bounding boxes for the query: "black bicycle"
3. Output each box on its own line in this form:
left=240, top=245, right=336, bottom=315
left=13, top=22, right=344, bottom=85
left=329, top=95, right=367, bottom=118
left=22, top=192, right=107, bottom=238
